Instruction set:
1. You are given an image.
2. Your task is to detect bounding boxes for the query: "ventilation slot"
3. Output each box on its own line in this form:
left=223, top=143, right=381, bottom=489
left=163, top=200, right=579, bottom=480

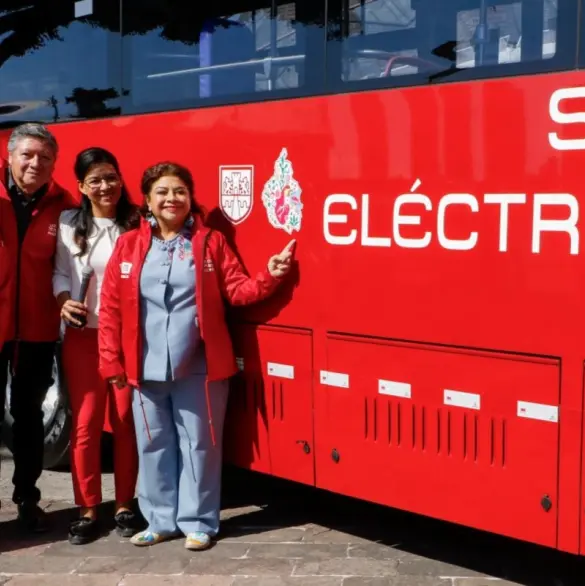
left=412, top=404, right=416, bottom=449
left=489, top=417, right=507, bottom=468
left=252, top=378, right=266, bottom=417
left=271, top=381, right=285, bottom=421
left=447, top=411, right=452, bottom=456
left=251, top=379, right=258, bottom=412
left=473, top=413, right=478, bottom=462
left=421, top=406, right=426, bottom=451
left=364, top=397, right=379, bottom=441
left=437, top=408, right=442, bottom=454
left=463, top=413, right=479, bottom=462
left=364, top=397, right=369, bottom=439
left=279, top=382, right=284, bottom=420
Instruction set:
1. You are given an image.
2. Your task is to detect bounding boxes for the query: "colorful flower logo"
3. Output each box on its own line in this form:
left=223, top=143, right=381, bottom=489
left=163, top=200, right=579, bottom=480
left=261, top=148, right=303, bottom=235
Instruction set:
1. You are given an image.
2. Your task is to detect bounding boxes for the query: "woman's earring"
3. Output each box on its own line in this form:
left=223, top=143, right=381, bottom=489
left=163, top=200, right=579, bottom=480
left=146, top=209, right=157, bottom=228
left=185, top=214, right=194, bottom=228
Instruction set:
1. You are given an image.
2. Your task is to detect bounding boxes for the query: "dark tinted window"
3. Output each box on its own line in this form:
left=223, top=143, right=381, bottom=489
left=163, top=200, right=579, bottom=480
left=579, top=0, right=585, bottom=66
left=121, top=0, right=326, bottom=115
left=327, top=0, right=576, bottom=90
left=0, top=1, right=122, bottom=128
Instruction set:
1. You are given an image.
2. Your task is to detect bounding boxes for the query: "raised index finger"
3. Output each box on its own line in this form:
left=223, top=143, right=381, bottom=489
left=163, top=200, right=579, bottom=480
left=280, top=239, right=296, bottom=256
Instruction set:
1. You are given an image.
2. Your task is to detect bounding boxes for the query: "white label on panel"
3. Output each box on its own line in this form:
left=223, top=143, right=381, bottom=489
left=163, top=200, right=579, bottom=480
left=75, top=0, right=93, bottom=18
left=444, top=389, right=480, bottom=410
left=517, top=401, right=559, bottom=423
left=378, top=380, right=411, bottom=399
left=267, top=362, right=295, bottom=380
left=320, top=371, right=349, bottom=388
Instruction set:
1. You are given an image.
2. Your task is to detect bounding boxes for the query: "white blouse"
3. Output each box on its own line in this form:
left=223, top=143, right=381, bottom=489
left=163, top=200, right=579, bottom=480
left=53, top=209, right=123, bottom=329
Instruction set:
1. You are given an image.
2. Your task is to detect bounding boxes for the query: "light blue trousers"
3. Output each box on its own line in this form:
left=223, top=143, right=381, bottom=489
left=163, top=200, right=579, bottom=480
left=132, top=375, right=229, bottom=536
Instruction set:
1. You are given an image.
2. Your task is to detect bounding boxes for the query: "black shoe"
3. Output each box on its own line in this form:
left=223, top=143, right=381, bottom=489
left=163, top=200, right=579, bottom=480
left=68, top=517, right=99, bottom=545
left=17, top=502, right=49, bottom=533
left=114, top=510, right=141, bottom=538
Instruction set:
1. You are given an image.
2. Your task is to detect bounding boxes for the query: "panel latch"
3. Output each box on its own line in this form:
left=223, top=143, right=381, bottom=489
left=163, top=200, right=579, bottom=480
left=296, top=440, right=311, bottom=454
left=541, top=494, right=552, bottom=512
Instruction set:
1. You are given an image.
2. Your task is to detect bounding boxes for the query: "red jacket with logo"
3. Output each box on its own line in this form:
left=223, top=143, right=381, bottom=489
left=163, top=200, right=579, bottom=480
left=98, top=217, right=282, bottom=385
left=0, top=160, right=72, bottom=344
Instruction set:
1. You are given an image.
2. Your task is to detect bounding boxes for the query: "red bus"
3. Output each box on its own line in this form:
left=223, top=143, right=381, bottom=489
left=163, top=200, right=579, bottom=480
left=2, top=0, right=585, bottom=555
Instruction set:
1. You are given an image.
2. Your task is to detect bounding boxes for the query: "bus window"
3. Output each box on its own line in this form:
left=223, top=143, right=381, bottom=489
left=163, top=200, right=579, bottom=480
left=326, top=0, right=576, bottom=91
left=122, top=1, right=326, bottom=115
left=0, top=1, right=122, bottom=127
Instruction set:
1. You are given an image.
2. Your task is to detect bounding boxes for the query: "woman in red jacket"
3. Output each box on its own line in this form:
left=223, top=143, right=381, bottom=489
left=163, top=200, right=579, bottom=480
left=98, top=161, right=294, bottom=550
left=54, top=147, right=141, bottom=544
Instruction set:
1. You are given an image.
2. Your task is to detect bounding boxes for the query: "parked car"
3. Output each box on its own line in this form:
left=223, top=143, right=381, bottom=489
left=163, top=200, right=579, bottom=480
left=2, top=342, right=71, bottom=469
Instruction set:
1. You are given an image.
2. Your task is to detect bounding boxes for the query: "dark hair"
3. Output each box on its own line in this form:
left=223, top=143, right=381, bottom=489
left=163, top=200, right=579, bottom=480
left=140, top=161, right=204, bottom=218
left=72, top=147, right=140, bottom=256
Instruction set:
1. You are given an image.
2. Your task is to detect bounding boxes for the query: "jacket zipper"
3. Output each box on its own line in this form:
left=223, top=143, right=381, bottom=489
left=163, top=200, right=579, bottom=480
left=200, top=230, right=213, bottom=336
left=200, top=229, right=217, bottom=446
left=135, top=240, right=148, bottom=384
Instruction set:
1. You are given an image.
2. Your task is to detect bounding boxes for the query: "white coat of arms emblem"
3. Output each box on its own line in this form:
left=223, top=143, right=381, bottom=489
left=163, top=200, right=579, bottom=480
left=219, top=165, right=254, bottom=225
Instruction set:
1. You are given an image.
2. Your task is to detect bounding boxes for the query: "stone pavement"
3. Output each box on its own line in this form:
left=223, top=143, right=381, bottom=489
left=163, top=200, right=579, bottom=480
left=1, top=450, right=584, bottom=586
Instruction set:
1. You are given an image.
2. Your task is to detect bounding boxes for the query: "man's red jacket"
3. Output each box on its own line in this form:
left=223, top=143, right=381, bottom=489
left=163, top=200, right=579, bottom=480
left=0, top=160, right=72, bottom=346
left=98, top=217, right=281, bottom=385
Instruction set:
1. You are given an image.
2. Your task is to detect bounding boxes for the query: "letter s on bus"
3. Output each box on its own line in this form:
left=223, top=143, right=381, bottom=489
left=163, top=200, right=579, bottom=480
left=549, top=87, right=585, bottom=151
left=324, top=194, right=358, bottom=245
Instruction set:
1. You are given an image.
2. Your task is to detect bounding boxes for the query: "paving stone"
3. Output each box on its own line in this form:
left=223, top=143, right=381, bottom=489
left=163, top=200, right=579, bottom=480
left=343, top=578, right=451, bottom=585
left=234, top=578, right=342, bottom=585
left=186, top=556, right=295, bottom=576
left=348, top=544, right=405, bottom=561
left=221, top=527, right=305, bottom=543
left=4, top=575, right=122, bottom=586
left=42, top=500, right=77, bottom=513
left=301, top=526, right=379, bottom=545
left=247, top=543, right=348, bottom=560
left=153, top=541, right=250, bottom=559
left=121, top=577, right=234, bottom=586
left=45, top=539, right=145, bottom=558
left=396, top=554, right=487, bottom=578
left=0, top=555, right=82, bottom=574
left=137, top=556, right=194, bottom=574
left=1, top=542, right=51, bottom=556
left=76, top=556, right=151, bottom=574
left=294, top=558, right=398, bottom=577
left=220, top=505, right=264, bottom=521
left=453, top=578, right=524, bottom=586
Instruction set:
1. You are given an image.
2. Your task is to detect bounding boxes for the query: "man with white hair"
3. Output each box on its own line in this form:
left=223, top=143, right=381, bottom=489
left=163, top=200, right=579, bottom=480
left=0, top=123, right=72, bottom=532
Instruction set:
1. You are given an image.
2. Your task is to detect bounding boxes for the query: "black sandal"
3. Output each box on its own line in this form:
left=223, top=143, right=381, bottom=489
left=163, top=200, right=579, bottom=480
left=114, top=510, right=141, bottom=538
left=68, top=517, right=99, bottom=545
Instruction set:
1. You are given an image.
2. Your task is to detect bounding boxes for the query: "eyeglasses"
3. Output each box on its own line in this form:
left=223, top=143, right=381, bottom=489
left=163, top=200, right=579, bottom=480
left=84, top=175, right=121, bottom=190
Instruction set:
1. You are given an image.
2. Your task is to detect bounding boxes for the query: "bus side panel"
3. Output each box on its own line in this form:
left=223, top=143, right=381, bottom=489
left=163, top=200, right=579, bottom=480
left=315, top=335, right=560, bottom=548
left=224, top=324, right=271, bottom=474
left=224, top=324, right=314, bottom=485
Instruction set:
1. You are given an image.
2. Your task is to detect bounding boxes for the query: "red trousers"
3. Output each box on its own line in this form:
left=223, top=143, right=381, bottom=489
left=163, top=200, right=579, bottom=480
left=62, top=327, right=137, bottom=507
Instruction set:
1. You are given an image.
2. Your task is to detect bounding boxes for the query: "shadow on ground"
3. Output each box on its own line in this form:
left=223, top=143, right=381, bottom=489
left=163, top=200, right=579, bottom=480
left=1, top=449, right=585, bottom=586
left=220, top=467, right=585, bottom=586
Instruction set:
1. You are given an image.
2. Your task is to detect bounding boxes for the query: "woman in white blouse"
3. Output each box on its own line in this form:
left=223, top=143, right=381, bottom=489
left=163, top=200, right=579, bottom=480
left=53, top=147, right=141, bottom=545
